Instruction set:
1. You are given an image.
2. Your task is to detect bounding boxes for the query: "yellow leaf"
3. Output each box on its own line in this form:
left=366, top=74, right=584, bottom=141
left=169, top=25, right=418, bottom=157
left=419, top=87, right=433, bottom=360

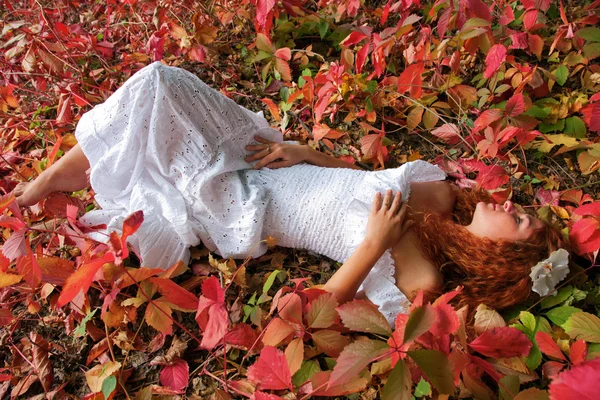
left=0, top=272, right=23, bottom=288
left=285, top=338, right=304, bottom=375
left=85, top=361, right=121, bottom=393
left=423, top=109, right=439, bottom=129
left=407, top=107, right=424, bottom=130
left=533, top=134, right=578, bottom=153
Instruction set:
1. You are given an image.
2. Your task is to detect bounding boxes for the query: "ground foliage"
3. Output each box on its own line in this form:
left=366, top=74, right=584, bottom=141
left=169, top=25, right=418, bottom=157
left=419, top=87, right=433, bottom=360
left=1, top=0, right=600, bottom=398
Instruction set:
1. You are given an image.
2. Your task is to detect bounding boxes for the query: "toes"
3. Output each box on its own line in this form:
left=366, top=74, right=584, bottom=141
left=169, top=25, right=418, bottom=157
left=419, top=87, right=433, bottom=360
left=13, top=182, right=28, bottom=197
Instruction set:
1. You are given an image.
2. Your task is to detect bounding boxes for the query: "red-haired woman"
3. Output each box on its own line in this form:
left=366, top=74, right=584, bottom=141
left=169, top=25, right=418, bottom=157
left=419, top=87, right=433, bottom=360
left=13, top=62, right=568, bottom=325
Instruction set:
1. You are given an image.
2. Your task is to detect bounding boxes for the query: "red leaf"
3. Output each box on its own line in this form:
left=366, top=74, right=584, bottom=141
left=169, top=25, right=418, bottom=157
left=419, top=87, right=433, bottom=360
left=189, top=44, right=206, bottom=62
left=254, top=0, right=276, bottom=30
left=475, top=164, right=509, bottom=190
left=16, top=248, right=41, bottom=288
left=542, top=360, right=566, bottom=380
left=430, top=303, right=460, bottom=336
left=499, top=5, right=515, bottom=25
left=506, top=93, right=526, bottom=117
left=340, top=31, right=369, bottom=47
left=438, top=7, right=451, bottom=39
left=225, top=323, right=259, bottom=350
left=523, top=9, right=539, bottom=31
left=467, top=0, right=491, bottom=21
left=149, top=277, right=198, bottom=311
left=30, top=333, right=52, bottom=392
left=535, top=331, right=566, bottom=361
left=247, top=346, right=293, bottom=391
left=122, top=211, right=144, bottom=244
left=355, top=43, right=370, bottom=74
left=252, top=392, right=284, bottom=400
left=397, top=62, right=425, bottom=98
left=56, top=254, right=113, bottom=307
left=473, top=109, right=504, bottom=134
left=360, top=133, right=383, bottom=160
left=314, top=92, right=331, bottom=123
left=469, top=327, right=532, bottom=358
left=483, top=44, right=507, bottom=79
left=0, top=309, right=14, bottom=327
left=2, top=229, right=28, bottom=261
left=328, top=339, right=389, bottom=388
left=549, top=357, right=600, bottom=400
left=431, top=123, right=461, bottom=144
left=574, top=201, right=600, bottom=217
left=570, top=218, right=599, bottom=244
left=589, top=103, right=600, bottom=133
left=570, top=339, right=587, bottom=364
left=510, top=32, right=529, bottom=49
left=201, top=303, right=228, bottom=350
left=0, top=216, right=26, bottom=231
left=274, top=47, right=291, bottom=61
left=160, top=358, right=189, bottom=393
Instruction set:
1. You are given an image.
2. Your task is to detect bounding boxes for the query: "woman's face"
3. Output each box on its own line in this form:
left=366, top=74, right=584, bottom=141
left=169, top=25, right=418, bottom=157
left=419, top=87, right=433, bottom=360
left=466, top=201, right=545, bottom=241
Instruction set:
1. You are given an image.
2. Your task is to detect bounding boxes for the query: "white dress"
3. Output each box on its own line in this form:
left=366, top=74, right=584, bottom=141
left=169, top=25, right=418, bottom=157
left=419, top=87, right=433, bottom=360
left=75, top=61, right=447, bottom=325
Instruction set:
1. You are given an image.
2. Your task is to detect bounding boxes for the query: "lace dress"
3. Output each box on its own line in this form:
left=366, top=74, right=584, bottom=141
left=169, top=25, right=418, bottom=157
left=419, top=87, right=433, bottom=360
left=75, top=61, right=447, bottom=325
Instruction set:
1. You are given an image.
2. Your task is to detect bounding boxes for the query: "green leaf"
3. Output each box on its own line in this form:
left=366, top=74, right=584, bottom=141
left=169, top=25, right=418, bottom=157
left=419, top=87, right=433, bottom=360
left=403, top=304, right=436, bottom=344
left=583, top=43, right=600, bottom=60
left=337, top=300, right=393, bottom=336
left=280, top=87, right=290, bottom=103
left=564, top=312, right=600, bottom=342
left=519, top=311, right=537, bottom=334
left=576, top=27, right=600, bottom=42
left=381, top=359, right=412, bottom=400
left=414, top=378, right=432, bottom=397
left=525, top=105, right=551, bottom=119
left=554, top=65, right=568, bottom=86
left=546, top=305, right=582, bottom=326
left=318, top=20, right=329, bottom=39
left=102, top=375, right=117, bottom=399
left=263, top=270, right=284, bottom=294
left=499, top=375, right=520, bottom=400
left=74, top=309, right=97, bottom=338
left=541, top=286, right=573, bottom=309
left=408, top=350, right=455, bottom=394
left=292, top=360, right=321, bottom=387
left=525, top=342, right=542, bottom=370
left=539, top=119, right=565, bottom=134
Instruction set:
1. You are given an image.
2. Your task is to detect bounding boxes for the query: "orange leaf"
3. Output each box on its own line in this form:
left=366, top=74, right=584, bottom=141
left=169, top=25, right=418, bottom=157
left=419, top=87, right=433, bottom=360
left=56, top=254, right=113, bottom=307
left=38, top=256, right=74, bottom=286
left=261, top=98, right=281, bottom=122
left=145, top=298, right=173, bottom=335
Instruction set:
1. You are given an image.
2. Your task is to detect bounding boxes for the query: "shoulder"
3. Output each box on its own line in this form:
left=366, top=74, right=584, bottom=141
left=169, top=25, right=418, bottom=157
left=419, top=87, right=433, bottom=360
left=403, top=266, right=443, bottom=301
left=408, top=180, right=456, bottom=217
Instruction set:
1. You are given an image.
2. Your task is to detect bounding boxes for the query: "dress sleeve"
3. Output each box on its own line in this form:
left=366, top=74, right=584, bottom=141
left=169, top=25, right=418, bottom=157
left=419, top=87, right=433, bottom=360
left=348, top=160, right=447, bottom=326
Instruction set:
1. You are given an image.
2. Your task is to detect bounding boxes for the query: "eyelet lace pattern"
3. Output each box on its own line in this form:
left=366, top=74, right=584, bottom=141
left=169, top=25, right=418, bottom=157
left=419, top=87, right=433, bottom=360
left=76, top=61, right=446, bottom=326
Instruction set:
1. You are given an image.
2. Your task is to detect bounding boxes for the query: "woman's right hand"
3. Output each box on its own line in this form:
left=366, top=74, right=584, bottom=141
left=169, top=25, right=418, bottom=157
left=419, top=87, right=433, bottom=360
left=364, top=190, right=413, bottom=253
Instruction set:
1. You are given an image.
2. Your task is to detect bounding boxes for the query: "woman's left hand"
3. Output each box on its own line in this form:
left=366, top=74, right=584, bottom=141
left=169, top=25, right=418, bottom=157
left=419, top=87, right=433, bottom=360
left=244, top=135, right=309, bottom=169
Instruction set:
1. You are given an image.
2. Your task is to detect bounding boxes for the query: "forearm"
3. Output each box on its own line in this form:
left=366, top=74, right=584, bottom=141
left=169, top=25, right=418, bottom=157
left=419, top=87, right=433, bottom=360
left=303, top=146, right=363, bottom=170
left=323, top=240, right=386, bottom=304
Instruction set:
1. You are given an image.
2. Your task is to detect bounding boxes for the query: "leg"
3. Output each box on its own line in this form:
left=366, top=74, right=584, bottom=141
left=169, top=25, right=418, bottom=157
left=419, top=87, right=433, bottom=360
left=14, top=144, right=90, bottom=206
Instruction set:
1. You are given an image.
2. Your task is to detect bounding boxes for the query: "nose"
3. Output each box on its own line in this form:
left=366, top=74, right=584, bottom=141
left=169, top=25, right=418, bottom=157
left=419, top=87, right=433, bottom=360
left=503, top=200, right=514, bottom=212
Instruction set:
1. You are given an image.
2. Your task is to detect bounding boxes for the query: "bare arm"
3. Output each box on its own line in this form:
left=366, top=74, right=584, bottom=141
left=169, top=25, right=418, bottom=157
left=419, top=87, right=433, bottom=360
left=324, top=190, right=413, bottom=304
left=245, top=135, right=362, bottom=170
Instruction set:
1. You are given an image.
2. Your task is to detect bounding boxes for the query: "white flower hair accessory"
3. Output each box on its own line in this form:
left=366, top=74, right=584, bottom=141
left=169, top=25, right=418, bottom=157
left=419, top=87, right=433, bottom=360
left=529, top=248, right=570, bottom=297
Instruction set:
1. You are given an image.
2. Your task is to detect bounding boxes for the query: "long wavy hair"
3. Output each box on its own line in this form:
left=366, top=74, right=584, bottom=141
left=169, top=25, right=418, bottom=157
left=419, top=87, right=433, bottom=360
left=412, top=186, right=569, bottom=318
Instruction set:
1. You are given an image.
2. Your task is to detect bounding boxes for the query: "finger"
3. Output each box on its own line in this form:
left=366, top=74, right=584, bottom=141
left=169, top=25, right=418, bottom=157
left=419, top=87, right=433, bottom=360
left=388, top=191, right=402, bottom=215
left=245, top=144, right=269, bottom=151
left=253, top=151, right=280, bottom=169
left=245, top=148, right=270, bottom=162
left=371, top=192, right=382, bottom=214
left=396, top=201, right=409, bottom=220
left=382, top=190, right=393, bottom=211
left=254, top=135, right=274, bottom=144
left=265, top=161, right=291, bottom=169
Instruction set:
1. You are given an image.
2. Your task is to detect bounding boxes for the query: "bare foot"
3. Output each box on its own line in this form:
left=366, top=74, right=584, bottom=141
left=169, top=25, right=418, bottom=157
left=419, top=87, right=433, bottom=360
left=14, top=179, right=51, bottom=207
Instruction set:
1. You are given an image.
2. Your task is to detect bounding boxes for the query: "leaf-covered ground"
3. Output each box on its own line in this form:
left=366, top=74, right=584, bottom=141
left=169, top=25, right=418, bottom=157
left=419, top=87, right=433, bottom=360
left=1, top=0, right=600, bottom=398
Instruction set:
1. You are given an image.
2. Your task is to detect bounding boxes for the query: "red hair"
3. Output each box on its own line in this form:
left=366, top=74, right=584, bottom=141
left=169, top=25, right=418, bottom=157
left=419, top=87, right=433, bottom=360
left=412, top=186, right=570, bottom=316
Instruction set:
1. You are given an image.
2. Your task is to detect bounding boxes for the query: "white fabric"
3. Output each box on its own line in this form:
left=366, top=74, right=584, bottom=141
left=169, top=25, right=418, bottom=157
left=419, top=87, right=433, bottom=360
left=75, top=61, right=447, bottom=326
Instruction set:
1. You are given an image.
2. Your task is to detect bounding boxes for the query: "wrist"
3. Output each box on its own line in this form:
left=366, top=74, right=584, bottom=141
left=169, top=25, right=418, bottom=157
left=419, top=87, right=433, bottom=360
left=302, top=145, right=317, bottom=163
left=359, top=238, right=388, bottom=257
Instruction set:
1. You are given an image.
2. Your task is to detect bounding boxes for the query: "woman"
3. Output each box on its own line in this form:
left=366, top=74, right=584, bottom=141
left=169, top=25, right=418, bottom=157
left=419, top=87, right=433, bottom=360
left=14, top=62, right=567, bottom=325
